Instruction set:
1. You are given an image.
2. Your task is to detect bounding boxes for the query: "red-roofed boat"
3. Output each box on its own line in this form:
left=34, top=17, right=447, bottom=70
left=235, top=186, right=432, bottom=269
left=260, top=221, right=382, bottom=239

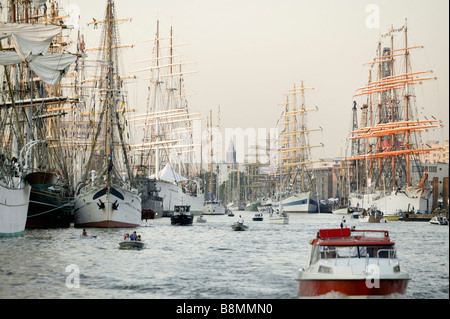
left=297, top=228, right=410, bottom=298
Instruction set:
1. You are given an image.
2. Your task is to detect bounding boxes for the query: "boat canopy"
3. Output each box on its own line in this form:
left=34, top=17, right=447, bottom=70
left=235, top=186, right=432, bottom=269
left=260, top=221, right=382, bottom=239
left=311, top=228, right=394, bottom=246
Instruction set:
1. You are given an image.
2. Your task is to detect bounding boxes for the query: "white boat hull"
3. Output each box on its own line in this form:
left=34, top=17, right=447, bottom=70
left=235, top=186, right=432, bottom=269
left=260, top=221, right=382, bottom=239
left=349, top=188, right=430, bottom=215
left=155, top=180, right=203, bottom=214
left=0, top=183, right=31, bottom=237
left=269, top=214, right=289, bottom=224
left=74, top=184, right=141, bottom=228
left=272, top=191, right=318, bottom=213
left=332, top=208, right=350, bottom=215
left=202, top=203, right=226, bottom=215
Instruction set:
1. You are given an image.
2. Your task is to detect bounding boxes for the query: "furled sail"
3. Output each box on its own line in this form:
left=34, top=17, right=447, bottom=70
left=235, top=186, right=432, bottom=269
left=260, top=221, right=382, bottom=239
left=0, top=23, right=76, bottom=86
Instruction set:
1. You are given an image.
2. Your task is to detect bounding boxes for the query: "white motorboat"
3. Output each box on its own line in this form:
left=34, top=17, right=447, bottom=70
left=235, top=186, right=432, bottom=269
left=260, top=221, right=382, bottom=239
left=196, top=215, right=207, bottom=223
left=269, top=211, right=289, bottom=224
left=429, top=216, right=449, bottom=225
left=297, top=228, right=410, bottom=298
left=202, top=200, right=226, bottom=215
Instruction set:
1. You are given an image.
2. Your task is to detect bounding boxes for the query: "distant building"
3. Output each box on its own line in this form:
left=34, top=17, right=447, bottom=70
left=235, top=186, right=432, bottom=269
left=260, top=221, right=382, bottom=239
left=422, top=140, right=449, bottom=164
left=226, top=139, right=237, bottom=169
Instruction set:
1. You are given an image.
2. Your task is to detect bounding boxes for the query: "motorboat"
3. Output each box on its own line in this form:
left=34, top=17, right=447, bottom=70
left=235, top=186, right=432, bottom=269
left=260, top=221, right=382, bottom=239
left=71, top=234, right=97, bottom=239
left=196, top=215, right=207, bottom=223
left=202, top=199, right=226, bottom=215
left=269, top=211, right=289, bottom=224
left=359, top=206, right=386, bottom=223
left=429, top=216, right=449, bottom=225
left=231, top=222, right=248, bottom=231
left=297, top=228, right=410, bottom=298
left=119, top=240, right=145, bottom=249
left=252, top=213, right=264, bottom=221
left=171, top=205, right=193, bottom=225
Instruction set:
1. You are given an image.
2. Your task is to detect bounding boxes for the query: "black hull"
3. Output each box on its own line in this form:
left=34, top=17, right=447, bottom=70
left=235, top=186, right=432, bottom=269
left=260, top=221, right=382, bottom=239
left=170, top=215, right=193, bottom=226
left=26, top=187, right=72, bottom=229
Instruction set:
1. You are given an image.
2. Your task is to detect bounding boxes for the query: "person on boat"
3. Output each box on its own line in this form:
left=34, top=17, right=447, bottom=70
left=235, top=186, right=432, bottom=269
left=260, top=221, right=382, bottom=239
left=340, top=217, right=347, bottom=228
left=124, top=233, right=130, bottom=241
left=238, top=215, right=244, bottom=224
left=130, top=231, right=137, bottom=241
left=82, top=229, right=87, bottom=236
left=137, top=235, right=141, bottom=241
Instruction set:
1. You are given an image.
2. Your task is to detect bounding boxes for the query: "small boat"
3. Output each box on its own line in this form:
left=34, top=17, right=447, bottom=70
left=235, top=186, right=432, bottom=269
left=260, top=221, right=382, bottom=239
left=269, top=211, right=289, bottom=224
left=231, top=222, right=248, bottom=231
left=71, top=234, right=97, bottom=239
left=297, top=228, right=410, bottom=298
left=119, top=240, right=145, bottom=249
left=384, top=212, right=402, bottom=221
left=430, top=216, right=449, bottom=225
left=196, top=215, right=207, bottom=223
left=359, top=206, right=386, bottom=223
left=252, top=213, right=264, bottom=221
left=332, top=207, right=351, bottom=215
left=171, top=205, right=193, bottom=225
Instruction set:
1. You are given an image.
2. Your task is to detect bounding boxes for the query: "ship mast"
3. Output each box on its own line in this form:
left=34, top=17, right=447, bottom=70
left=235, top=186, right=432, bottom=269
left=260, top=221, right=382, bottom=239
left=278, top=82, right=322, bottom=192
left=347, top=20, right=443, bottom=191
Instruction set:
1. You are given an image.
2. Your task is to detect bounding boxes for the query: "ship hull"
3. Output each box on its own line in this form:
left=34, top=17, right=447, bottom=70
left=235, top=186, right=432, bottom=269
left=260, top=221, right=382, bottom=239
left=0, top=184, right=31, bottom=237
left=26, top=187, right=72, bottom=228
left=272, top=191, right=318, bottom=213
left=297, top=279, right=409, bottom=298
left=74, top=185, right=141, bottom=228
left=202, top=202, right=226, bottom=215
left=135, top=177, right=164, bottom=219
left=349, top=188, right=430, bottom=215
left=155, top=180, right=203, bottom=214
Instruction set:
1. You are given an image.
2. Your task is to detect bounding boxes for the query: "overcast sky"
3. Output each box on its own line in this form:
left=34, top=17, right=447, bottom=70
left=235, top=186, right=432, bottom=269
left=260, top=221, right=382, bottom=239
left=64, top=0, right=449, bottom=161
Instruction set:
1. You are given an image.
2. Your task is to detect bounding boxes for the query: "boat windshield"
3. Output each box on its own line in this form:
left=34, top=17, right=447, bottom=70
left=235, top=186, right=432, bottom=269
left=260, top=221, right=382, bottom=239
left=312, top=245, right=396, bottom=262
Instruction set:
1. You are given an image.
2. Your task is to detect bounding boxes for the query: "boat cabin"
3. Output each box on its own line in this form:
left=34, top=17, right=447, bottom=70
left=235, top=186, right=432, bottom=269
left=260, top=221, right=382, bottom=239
left=174, top=205, right=190, bottom=214
left=307, top=228, right=397, bottom=266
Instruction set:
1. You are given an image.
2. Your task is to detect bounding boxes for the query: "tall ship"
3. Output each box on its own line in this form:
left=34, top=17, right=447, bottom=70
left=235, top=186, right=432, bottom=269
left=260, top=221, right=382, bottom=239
left=202, top=109, right=225, bottom=215
left=346, top=20, right=444, bottom=216
left=272, top=82, right=323, bottom=213
left=1, top=1, right=76, bottom=234
left=73, top=0, right=141, bottom=228
left=23, top=1, right=77, bottom=229
left=129, top=21, right=204, bottom=215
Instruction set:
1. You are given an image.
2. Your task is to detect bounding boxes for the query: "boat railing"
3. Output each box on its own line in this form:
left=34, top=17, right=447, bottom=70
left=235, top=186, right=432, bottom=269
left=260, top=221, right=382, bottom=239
left=376, top=249, right=397, bottom=265
left=321, top=247, right=397, bottom=266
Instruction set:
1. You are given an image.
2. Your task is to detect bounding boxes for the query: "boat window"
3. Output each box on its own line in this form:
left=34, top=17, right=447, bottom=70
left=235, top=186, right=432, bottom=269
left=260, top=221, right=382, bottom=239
left=365, top=246, right=396, bottom=258
left=310, top=245, right=321, bottom=265
left=318, top=246, right=396, bottom=259
left=336, top=246, right=359, bottom=258
left=319, top=246, right=337, bottom=259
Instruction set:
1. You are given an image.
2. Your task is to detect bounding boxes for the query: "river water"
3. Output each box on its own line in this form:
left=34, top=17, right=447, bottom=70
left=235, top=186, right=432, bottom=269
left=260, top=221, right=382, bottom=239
left=0, top=212, right=448, bottom=299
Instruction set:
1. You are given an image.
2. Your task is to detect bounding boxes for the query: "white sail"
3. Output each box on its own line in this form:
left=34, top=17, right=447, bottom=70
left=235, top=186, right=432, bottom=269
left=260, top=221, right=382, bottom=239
left=0, top=23, right=76, bottom=86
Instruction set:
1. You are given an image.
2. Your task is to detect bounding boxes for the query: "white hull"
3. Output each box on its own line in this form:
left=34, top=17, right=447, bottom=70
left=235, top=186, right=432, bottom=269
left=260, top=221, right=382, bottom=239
left=202, top=202, right=226, bottom=215
left=156, top=180, right=203, bottom=214
left=269, top=213, right=289, bottom=224
left=0, top=184, right=31, bottom=237
left=272, top=191, right=318, bottom=213
left=349, top=187, right=430, bottom=215
left=74, top=184, right=141, bottom=228
left=332, top=208, right=350, bottom=215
